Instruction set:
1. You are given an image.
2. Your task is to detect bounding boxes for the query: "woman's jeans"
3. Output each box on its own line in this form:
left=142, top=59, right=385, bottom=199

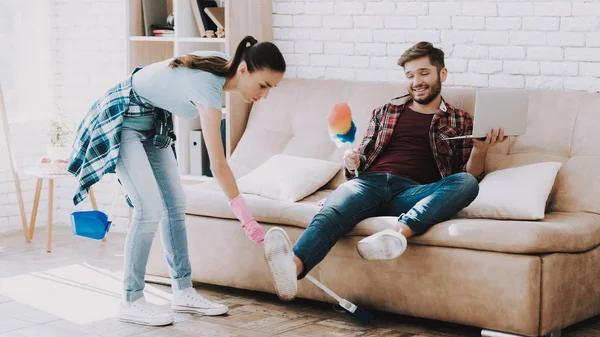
left=116, top=128, right=192, bottom=302
left=293, top=171, right=479, bottom=279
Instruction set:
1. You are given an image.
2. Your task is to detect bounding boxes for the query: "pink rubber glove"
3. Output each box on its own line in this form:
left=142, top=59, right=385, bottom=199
left=229, top=194, right=265, bottom=244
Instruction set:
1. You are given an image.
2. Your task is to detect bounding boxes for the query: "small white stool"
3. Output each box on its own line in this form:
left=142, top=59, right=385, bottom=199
left=24, top=166, right=101, bottom=252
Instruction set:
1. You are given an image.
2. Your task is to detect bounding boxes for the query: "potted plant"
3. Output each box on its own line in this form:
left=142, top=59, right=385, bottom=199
left=46, top=105, right=74, bottom=160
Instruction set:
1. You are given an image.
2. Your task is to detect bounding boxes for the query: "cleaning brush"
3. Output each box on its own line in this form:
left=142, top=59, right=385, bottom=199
left=305, top=274, right=374, bottom=324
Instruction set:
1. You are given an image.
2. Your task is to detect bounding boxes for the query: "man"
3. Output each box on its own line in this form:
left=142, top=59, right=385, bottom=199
left=264, top=41, right=506, bottom=301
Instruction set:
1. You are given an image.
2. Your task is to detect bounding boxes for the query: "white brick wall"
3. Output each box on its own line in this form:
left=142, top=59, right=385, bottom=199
left=1, top=0, right=130, bottom=234
left=1, top=0, right=54, bottom=234
left=51, top=0, right=131, bottom=231
left=3, top=0, right=600, bottom=233
left=274, top=0, right=600, bottom=92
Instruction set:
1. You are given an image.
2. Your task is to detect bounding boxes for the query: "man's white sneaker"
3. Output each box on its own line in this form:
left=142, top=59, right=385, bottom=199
left=264, top=227, right=298, bottom=301
left=171, top=287, right=229, bottom=315
left=357, top=229, right=408, bottom=260
left=118, top=297, right=174, bottom=326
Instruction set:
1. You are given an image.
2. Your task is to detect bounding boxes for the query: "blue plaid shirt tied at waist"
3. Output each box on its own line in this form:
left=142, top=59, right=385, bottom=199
left=68, top=68, right=176, bottom=206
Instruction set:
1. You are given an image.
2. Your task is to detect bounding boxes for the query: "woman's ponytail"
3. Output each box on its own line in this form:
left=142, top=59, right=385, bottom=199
left=225, top=36, right=258, bottom=77
left=169, top=35, right=285, bottom=77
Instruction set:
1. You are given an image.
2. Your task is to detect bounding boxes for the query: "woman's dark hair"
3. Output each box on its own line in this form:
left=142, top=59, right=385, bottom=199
left=169, top=35, right=286, bottom=77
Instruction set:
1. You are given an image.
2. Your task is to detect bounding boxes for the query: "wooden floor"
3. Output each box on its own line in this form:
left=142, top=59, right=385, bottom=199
left=0, top=227, right=598, bottom=337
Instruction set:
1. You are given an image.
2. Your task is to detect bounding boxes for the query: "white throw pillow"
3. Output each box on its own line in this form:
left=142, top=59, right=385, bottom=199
left=237, top=154, right=342, bottom=202
left=457, top=161, right=563, bottom=220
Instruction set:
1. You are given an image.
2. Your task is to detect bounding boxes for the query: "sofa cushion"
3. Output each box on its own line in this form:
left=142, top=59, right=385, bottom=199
left=353, top=212, right=600, bottom=255
left=457, top=161, right=563, bottom=220
left=237, top=154, right=342, bottom=202
left=185, top=184, right=321, bottom=228
left=184, top=184, right=600, bottom=254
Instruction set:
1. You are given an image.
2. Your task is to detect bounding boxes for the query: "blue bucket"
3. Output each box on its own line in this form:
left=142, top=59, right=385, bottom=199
left=70, top=211, right=112, bottom=240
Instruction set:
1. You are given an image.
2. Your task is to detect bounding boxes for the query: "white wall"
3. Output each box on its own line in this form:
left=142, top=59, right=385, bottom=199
left=1, top=0, right=600, bottom=233
left=0, top=0, right=54, bottom=233
left=51, top=0, right=131, bottom=230
left=0, top=0, right=130, bottom=234
left=273, top=0, right=600, bottom=91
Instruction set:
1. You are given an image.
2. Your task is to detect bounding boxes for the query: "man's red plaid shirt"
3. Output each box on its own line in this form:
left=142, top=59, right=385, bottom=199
left=346, top=95, right=480, bottom=181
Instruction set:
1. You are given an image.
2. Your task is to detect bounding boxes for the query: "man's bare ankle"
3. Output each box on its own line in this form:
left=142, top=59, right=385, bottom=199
left=393, top=222, right=415, bottom=238
left=293, top=255, right=303, bottom=276
left=399, top=224, right=415, bottom=238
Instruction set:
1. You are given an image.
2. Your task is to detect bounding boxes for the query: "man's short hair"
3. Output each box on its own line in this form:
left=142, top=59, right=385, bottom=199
left=397, top=41, right=445, bottom=72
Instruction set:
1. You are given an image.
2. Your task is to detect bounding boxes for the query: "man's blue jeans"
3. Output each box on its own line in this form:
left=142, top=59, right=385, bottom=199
left=293, top=172, right=479, bottom=279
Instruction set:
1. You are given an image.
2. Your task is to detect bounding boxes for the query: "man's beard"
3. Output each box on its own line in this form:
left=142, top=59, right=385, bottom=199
left=410, top=75, right=442, bottom=105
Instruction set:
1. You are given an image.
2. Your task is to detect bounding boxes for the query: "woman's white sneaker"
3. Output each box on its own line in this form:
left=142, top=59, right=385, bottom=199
left=357, top=229, right=407, bottom=260
left=171, top=287, right=229, bottom=315
left=118, top=297, right=174, bottom=326
left=264, top=227, right=298, bottom=301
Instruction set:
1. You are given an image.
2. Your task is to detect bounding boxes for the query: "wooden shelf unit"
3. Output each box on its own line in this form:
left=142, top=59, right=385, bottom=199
left=125, top=0, right=273, bottom=180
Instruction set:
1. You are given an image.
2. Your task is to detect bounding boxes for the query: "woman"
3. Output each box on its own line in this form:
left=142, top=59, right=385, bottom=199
left=68, top=36, right=285, bottom=326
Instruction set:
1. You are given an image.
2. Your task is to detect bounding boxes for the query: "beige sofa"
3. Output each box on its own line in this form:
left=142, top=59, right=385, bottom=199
left=147, top=79, right=600, bottom=337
